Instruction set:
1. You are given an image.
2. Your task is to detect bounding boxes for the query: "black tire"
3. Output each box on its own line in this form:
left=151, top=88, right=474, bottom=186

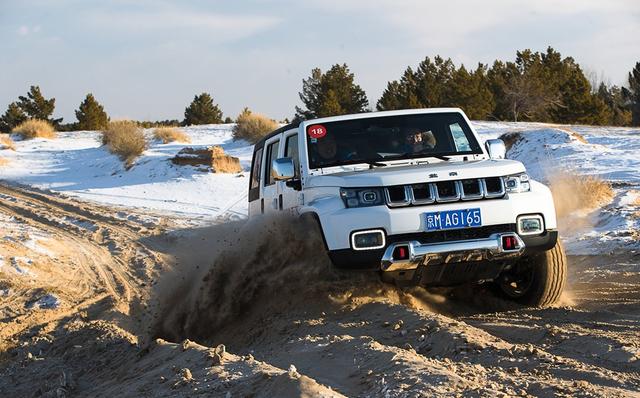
left=498, top=241, right=567, bottom=307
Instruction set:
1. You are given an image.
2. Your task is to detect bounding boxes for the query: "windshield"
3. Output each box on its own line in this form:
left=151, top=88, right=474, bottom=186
left=306, top=112, right=482, bottom=169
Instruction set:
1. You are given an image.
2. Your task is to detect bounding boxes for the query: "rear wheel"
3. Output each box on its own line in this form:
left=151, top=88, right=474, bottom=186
left=498, top=241, right=567, bottom=307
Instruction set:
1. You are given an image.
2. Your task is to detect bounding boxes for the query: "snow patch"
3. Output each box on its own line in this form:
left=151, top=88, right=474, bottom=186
left=11, top=256, right=35, bottom=276
left=27, top=293, right=60, bottom=310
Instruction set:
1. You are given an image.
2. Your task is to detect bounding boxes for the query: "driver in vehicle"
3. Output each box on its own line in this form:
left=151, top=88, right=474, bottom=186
left=404, top=128, right=437, bottom=154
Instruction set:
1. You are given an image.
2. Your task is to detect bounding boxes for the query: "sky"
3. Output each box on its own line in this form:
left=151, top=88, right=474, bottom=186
left=1, top=0, right=639, bottom=123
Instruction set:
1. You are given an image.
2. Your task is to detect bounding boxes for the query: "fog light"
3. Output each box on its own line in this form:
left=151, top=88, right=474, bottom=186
left=362, top=191, right=378, bottom=203
left=351, top=229, right=385, bottom=250
left=517, top=215, right=544, bottom=235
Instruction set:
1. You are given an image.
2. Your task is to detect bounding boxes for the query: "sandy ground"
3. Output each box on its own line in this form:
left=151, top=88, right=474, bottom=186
left=0, top=183, right=639, bottom=397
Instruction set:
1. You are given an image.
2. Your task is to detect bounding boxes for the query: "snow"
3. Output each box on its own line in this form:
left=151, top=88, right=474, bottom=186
left=22, top=237, right=54, bottom=257
left=0, top=125, right=252, bottom=221
left=474, top=122, right=640, bottom=183
left=27, top=293, right=60, bottom=309
left=1, top=121, right=639, bottom=254
left=11, top=256, right=34, bottom=276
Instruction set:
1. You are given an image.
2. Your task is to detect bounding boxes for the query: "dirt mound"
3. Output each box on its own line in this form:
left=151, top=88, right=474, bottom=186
left=171, top=145, right=242, bottom=173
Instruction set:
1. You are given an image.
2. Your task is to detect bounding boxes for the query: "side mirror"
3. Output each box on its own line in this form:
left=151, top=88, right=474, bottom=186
left=485, top=139, right=506, bottom=160
left=272, top=157, right=295, bottom=181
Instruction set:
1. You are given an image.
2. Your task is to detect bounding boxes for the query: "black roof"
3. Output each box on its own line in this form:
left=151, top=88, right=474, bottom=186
left=254, top=122, right=300, bottom=149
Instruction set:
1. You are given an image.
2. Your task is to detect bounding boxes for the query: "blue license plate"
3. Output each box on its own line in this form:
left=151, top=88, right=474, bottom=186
left=424, top=208, right=482, bottom=231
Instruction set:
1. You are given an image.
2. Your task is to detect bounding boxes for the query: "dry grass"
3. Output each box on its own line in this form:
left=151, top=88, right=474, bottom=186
left=632, top=194, right=640, bottom=207
left=0, top=157, right=9, bottom=167
left=153, top=127, right=191, bottom=144
left=11, top=119, right=56, bottom=139
left=557, top=127, right=588, bottom=144
left=0, top=135, right=15, bottom=150
left=102, top=120, right=148, bottom=167
left=548, top=171, right=614, bottom=217
left=232, top=111, right=278, bottom=143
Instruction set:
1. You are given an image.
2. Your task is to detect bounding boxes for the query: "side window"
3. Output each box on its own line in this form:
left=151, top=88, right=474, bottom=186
left=449, top=123, right=472, bottom=152
left=264, top=141, right=280, bottom=186
left=285, top=134, right=299, bottom=178
left=250, top=148, right=263, bottom=190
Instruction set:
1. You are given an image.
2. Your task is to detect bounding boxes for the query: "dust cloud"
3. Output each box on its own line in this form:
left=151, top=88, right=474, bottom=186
left=150, top=216, right=485, bottom=344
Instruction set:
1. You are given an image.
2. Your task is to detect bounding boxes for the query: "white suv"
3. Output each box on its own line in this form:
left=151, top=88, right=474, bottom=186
left=248, top=108, right=566, bottom=307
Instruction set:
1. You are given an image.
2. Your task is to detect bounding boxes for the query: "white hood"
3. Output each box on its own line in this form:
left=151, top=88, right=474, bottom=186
left=306, top=159, right=526, bottom=188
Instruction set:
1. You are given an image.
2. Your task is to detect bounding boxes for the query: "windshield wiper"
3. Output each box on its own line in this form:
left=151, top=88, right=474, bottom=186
left=388, top=153, right=450, bottom=162
left=365, top=161, right=387, bottom=168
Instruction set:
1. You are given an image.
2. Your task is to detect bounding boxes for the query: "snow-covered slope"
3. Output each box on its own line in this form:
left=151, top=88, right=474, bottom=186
left=475, top=122, right=640, bottom=254
left=1, top=121, right=639, bottom=253
left=0, top=125, right=253, bottom=221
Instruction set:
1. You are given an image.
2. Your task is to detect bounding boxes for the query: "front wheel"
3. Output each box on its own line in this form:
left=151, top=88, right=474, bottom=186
left=497, top=241, right=567, bottom=307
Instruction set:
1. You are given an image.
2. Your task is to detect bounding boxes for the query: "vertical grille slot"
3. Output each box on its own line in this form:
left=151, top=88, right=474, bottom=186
left=460, top=179, right=483, bottom=200
left=482, top=177, right=506, bottom=198
left=434, top=181, right=460, bottom=202
left=385, top=186, right=411, bottom=207
left=410, top=183, right=434, bottom=204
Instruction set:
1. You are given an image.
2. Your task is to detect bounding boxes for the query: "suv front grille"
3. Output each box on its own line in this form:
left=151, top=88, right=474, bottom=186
left=384, top=177, right=505, bottom=208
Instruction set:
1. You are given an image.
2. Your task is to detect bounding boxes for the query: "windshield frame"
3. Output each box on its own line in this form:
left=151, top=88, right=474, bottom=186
left=303, top=111, right=484, bottom=171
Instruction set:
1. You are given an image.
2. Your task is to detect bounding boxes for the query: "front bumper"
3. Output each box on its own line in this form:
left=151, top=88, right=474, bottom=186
left=327, top=229, right=558, bottom=285
left=380, top=232, right=525, bottom=272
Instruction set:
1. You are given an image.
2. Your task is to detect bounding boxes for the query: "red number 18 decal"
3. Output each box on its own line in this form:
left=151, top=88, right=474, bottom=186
left=307, top=124, right=327, bottom=139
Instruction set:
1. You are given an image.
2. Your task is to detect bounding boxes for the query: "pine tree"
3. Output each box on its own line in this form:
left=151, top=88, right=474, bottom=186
left=598, top=84, right=632, bottom=126
left=17, top=86, right=62, bottom=125
left=624, top=62, right=640, bottom=126
left=75, top=93, right=109, bottom=131
left=443, top=64, right=495, bottom=120
left=183, top=93, right=223, bottom=125
left=549, top=62, right=610, bottom=125
left=376, top=67, right=423, bottom=111
left=0, top=102, right=27, bottom=133
left=295, top=64, right=369, bottom=119
left=377, top=57, right=493, bottom=119
left=416, top=56, right=456, bottom=107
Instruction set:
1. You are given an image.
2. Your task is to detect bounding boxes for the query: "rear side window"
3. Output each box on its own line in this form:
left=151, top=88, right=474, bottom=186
left=250, top=148, right=263, bottom=190
left=248, top=147, right=263, bottom=202
left=264, top=141, right=280, bottom=186
left=285, top=134, right=299, bottom=178
left=449, top=123, right=471, bottom=152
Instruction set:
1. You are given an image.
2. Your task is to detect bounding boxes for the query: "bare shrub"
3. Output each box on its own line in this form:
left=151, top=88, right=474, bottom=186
left=102, top=120, right=148, bottom=167
left=0, top=135, right=15, bottom=150
left=548, top=171, right=614, bottom=217
left=232, top=109, right=278, bottom=143
left=153, top=127, right=191, bottom=144
left=11, top=119, right=56, bottom=139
